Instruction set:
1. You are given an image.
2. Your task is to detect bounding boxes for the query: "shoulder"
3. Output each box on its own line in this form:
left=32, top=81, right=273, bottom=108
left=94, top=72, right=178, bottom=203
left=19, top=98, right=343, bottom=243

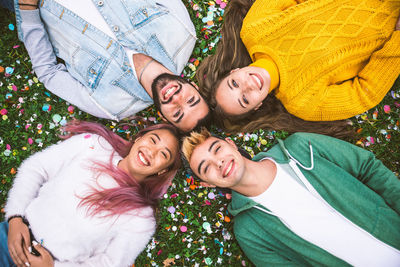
left=283, top=132, right=336, bottom=147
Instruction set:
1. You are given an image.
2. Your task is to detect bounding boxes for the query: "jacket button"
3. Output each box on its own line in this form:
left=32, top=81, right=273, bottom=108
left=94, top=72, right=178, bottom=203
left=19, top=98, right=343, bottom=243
left=97, top=1, right=104, bottom=6
left=113, top=25, right=119, bottom=32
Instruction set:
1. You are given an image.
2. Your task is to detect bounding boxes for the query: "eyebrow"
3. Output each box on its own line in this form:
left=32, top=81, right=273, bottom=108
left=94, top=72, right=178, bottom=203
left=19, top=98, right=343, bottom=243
left=174, top=113, right=184, bottom=124
left=190, top=98, right=200, bottom=107
left=227, top=80, right=245, bottom=108
left=151, top=133, right=161, bottom=141
left=208, top=140, right=219, bottom=152
left=165, top=147, right=172, bottom=159
left=227, top=80, right=232, bottom=90
left=198, top=159, right=205, bottom=175
left=197, top=140, right=219, bottom=174
left=238, top=99, right=245, bottom=108
left=152, top=133, right=172, bottom=159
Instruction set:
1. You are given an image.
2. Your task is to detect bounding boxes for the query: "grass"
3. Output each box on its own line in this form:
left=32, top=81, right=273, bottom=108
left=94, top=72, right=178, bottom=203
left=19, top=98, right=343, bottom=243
left=1, top=1, right=399, bottom=266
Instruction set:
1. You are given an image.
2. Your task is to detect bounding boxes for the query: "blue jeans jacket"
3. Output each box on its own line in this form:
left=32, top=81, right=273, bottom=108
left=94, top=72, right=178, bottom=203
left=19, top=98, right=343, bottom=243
left=14, top=0, right=196, bottom=119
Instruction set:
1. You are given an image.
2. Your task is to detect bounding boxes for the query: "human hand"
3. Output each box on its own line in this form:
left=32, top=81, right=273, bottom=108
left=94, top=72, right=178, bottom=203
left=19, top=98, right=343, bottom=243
left=8, top=217, right=31, bottom=267
left=25, top=241, right=54, bottom=267
left=18, top=0, right=39, bottom=10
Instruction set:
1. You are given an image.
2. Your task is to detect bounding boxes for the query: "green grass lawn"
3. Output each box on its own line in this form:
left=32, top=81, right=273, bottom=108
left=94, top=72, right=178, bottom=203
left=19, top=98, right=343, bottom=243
left=1, top=1, right=399, bottom=266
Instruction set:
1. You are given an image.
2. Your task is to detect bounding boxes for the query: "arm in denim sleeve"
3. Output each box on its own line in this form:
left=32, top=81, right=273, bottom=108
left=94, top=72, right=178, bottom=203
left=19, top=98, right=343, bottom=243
left=19, top=9, right=115, bottom=120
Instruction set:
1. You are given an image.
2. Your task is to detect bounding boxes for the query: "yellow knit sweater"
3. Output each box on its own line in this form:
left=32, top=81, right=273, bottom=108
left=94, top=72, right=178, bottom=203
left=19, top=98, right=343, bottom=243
left=241, top=0, right=400, bottom=121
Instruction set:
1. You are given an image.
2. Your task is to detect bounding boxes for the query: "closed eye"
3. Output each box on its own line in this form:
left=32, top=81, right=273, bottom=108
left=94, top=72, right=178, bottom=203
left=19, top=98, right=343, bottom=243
left=204, top=164, right=209, bottom=174
left=173, top=110, right=180, bottom=118
left=150, top=137, right=156, bottom=144
left=215, top=145, right=221, bottom=153
left=161, top=151, right=167, bottom=159
left=187, top=96, right=195, bottom=104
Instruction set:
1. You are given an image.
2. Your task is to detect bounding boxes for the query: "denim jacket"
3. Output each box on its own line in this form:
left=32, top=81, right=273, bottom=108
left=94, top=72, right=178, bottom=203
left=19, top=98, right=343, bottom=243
left=14, top=0, right=196, bottom=120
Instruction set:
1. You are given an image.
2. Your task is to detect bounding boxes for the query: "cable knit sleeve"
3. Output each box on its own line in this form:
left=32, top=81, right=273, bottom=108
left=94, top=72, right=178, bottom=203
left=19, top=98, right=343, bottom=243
left=4, top=134, right=92, bottom=219
left=297, top=31, right=400, bottom=121
left=240, top=0, right=299, bottom=48
left=54, top=208, right=156, bottom=267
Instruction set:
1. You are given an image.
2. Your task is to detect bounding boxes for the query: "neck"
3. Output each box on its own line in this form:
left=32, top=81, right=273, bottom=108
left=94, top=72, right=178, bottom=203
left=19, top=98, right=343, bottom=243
left=231, top=158, right=277, bottom=197
left=132, top=53, right=173, bottom=98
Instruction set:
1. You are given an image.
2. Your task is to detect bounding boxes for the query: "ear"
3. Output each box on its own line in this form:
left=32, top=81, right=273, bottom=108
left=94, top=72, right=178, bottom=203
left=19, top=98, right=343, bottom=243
left=225, top=137, right=238, bottom=149
left=254, top=102, right=263, bottom=111
left=157, top=111, right=168, bottom=122
left=200, top=181, right=216, bottom=188
left=157, top=169, right=168, bottom=176
left=230, top=68, right=239, bottom=74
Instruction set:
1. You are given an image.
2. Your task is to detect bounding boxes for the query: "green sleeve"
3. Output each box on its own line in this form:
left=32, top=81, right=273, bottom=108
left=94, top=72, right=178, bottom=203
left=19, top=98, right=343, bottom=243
left=287, top=133, right=400, bottom=214
left=234, top=224, right=298, bottom=266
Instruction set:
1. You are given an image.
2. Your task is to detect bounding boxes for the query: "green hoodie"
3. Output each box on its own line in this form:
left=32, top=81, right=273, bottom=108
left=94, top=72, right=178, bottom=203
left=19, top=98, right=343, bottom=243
left=228, top=133, right=400, bottom=266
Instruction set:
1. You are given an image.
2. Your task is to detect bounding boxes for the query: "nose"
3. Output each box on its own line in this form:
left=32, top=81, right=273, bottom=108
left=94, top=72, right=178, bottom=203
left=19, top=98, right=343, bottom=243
left=217, top=158, right=224, bottom=169
left=170, top=89, right=183, bottom=105
left=243, top=78, right=253, bottom=92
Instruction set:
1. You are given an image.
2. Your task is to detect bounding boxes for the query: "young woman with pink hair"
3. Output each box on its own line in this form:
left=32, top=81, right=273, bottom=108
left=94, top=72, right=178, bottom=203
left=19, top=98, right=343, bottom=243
left=0, top=120, right=181, bottom=267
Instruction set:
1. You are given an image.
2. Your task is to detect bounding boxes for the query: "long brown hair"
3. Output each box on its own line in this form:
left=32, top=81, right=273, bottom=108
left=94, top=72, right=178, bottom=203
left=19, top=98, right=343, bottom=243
left=196, top=0, right=353, bottom=139
left=196, top=0, right=253, bottom=101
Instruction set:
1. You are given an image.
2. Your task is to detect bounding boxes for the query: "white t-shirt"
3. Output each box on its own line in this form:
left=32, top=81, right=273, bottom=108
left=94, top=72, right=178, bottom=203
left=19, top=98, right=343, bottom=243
left=250, top=159, right=400, bottom=267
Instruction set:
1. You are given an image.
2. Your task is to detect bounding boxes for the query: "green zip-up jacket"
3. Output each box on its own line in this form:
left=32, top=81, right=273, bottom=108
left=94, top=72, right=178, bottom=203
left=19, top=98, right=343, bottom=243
left=228, top=133, right=400, bottom=266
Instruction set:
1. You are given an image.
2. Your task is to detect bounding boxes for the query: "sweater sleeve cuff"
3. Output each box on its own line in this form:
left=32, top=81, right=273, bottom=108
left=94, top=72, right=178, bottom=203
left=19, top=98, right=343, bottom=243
left=20, top=9, right=42, bottom=25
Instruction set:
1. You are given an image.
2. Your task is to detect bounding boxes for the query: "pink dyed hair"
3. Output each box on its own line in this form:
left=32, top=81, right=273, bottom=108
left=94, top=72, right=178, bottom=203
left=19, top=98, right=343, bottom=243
left=62, top=120, right=181, bottom=216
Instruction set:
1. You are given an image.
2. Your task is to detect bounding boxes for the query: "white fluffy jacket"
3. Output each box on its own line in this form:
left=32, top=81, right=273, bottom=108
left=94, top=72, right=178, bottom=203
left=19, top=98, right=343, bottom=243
left=5, top=134, right=155, bottom=267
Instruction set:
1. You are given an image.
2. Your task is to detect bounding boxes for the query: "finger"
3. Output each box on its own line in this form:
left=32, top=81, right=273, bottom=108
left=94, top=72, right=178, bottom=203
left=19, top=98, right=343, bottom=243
left=24, top=246, right=35, bottom=265
left=8, top=247, right=22, bottom=267
left=21, top=229, right=31, bottom=249
left=14, top=240, right=30, bottom=267
left=32, top=241, right=47, bottom=255
left=9, top=244, right=25, bottom=267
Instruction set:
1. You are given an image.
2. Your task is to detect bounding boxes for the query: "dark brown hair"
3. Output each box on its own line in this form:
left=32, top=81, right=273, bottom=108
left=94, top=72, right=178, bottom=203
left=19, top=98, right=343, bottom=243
left=196, top=0, right=353, bottom=139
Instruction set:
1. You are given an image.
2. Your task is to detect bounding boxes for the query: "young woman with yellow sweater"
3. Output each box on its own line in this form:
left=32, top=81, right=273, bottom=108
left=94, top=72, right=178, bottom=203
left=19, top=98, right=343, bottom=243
left=197, top=0, right=400, bottom=137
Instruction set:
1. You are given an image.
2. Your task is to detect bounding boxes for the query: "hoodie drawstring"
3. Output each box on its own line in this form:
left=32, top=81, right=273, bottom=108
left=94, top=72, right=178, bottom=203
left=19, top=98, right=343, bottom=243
left=285, top=141, right=314, bottom=171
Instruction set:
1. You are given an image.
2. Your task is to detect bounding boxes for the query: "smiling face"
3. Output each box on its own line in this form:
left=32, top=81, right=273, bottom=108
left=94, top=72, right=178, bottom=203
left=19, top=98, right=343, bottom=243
left=123, top=128, right=179, bottom=182
left=215, top=66, right=271, bottom=116
left=189, top=136, right=246, bottom=188
left=152, top=73, right=210, bottom=132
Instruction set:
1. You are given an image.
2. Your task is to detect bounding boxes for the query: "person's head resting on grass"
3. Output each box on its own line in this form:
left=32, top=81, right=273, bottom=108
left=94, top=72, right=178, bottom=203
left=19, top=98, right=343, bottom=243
left=182, top=128, right=263, bottom=195
left=151, top=73, right=212, bottom=134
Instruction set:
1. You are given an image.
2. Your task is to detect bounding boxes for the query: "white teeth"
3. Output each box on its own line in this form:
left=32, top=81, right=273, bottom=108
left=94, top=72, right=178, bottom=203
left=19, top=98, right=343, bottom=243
left=165, top=87, right=174, bottom=99
left=139, top=152, right=149, bottom=166
left=224, top=161, right=233, bottom=177
left=252, top=75, right=262, bottom=88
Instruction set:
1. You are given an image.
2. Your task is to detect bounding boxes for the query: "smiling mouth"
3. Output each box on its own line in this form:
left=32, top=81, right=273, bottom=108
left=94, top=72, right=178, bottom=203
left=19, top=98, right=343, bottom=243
left=223, top=160, right=234, bottom=178
left=250, top=73, right=263, bottom=90
left=160, top=82, right=181, bottom=102
left=138, top=151, right=150, bottom=166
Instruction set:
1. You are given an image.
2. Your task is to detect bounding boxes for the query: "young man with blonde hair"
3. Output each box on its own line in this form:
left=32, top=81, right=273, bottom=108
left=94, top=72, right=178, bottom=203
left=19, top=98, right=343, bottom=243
left=183, top=129, right=400, bottom=266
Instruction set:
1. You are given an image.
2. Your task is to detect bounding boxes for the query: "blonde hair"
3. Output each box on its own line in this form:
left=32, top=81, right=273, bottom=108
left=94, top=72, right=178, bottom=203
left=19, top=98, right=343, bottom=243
left=182, top=128, right=212, bottom=162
